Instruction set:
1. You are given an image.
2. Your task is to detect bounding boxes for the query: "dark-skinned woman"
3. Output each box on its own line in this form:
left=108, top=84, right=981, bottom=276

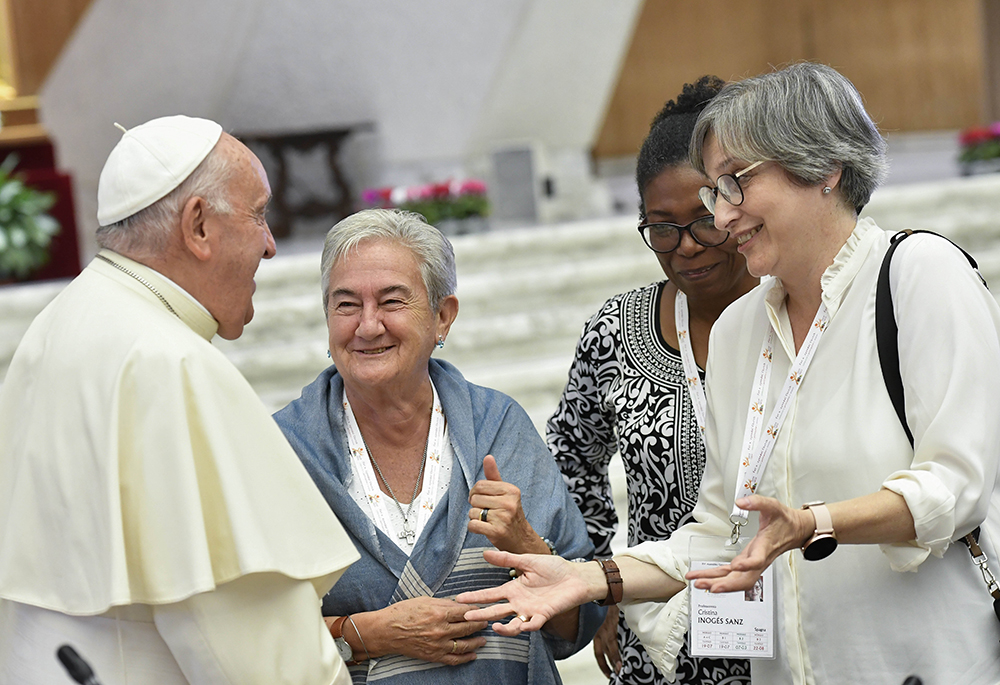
left=548, top=76, right=754, bottom=685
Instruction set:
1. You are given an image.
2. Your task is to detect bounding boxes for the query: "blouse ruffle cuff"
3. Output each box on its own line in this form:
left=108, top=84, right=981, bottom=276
left=618, top=540, right=690, bottom=682
left=622, top=590, right=690, bottom=683
left=880, top=470, right=957, bottom=571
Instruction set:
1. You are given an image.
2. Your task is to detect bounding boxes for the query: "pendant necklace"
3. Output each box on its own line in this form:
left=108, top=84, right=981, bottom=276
left=361, top=434, right=428, bottom=545
left=96, top=253, right=179, bottom=318
left=343, top=384, right=447, bottom=549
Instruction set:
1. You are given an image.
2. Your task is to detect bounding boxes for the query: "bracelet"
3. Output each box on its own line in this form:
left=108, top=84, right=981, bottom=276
left=345, top=614, right=371, bottom=663
left=594, top=558, right=623, bottom=606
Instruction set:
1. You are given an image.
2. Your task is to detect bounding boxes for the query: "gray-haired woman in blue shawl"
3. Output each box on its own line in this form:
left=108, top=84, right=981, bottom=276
left=274, top=208, right=604, bottom=683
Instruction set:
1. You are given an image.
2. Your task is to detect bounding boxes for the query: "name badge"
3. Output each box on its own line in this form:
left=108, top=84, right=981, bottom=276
left=688, top=536, right=775, bottom=660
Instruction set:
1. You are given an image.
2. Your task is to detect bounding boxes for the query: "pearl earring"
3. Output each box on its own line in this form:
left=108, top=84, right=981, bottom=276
left=436, top=335, right=445, bottom=349
left=823, top=186, right=832, bottom=195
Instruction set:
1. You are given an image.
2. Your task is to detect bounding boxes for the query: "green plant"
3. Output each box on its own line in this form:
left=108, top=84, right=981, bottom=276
left=0, top=154, right=60, bottom=281
left=362, top=180, right=490, bottom=227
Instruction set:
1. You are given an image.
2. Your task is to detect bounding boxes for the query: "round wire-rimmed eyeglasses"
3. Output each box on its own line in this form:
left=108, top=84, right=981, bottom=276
left=698, top=160, right=764, bottom=214
left=637, top=216, right=729, bottom=254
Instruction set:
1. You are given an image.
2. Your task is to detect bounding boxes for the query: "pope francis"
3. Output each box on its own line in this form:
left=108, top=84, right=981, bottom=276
left=0, top=116, right=359, bottom=684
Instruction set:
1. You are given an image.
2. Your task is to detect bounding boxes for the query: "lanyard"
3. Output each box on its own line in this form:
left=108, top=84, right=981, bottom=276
left=675, top=290, right=709, bottom=440
left=729, top=303, right=830, bottom=543
left=343, top=382, right=447, bottom=549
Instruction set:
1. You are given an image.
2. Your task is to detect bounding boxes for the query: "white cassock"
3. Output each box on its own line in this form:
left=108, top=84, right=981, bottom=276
left=0, top=251, right=360, bottom=685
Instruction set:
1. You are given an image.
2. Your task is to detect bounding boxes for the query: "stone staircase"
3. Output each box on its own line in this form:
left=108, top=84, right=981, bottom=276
left=215, top=214, right=665, bottom=427
left=7, top=173, right=1000, bottom=423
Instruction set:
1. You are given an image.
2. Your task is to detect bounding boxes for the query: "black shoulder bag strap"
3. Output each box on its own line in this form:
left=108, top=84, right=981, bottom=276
left=876, top=229, right=986, bottom=445
left=874, top=228, right=1000, bottom=626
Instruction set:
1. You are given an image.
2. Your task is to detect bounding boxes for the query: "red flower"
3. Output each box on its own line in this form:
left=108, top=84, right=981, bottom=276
left=960, top=126, right=994, bottom=147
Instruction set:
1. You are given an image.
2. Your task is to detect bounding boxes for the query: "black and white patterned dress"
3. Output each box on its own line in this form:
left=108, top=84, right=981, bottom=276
left=547, top=281, right=750, bottom=685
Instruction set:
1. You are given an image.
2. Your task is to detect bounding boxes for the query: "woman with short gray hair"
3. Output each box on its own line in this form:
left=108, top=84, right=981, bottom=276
left=275, top=208, right=604, bottom=683
left=319, top=208, right=457, bottom=316
left=461, top=63, right=1000, bottom=684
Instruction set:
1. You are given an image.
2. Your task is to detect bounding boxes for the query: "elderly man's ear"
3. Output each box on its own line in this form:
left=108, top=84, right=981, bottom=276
left=179, top=195, right=215, bottom=262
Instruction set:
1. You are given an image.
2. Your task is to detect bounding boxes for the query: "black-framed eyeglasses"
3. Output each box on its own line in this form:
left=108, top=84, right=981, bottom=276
left=637, top=215, right=729, bottom=253
left=698, top=160, right=764, bottom=214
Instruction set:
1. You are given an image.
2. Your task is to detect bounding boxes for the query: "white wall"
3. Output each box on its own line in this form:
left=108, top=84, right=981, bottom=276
left=39, top=0, right=641, bottom=257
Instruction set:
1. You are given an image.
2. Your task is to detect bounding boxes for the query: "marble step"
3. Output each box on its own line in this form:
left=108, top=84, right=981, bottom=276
left=6, top=174, right=1000, bottom=406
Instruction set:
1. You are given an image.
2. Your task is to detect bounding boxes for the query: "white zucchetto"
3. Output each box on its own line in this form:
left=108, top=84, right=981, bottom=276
left=97, top=115, right=223, bottom=226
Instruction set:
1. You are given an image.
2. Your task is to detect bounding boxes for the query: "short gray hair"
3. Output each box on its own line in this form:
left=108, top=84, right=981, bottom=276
left=95, top=143, right=234, bottom=256
left=320, top=208, right=457, bottom=315
left=691, top=62, right=887, bottom=213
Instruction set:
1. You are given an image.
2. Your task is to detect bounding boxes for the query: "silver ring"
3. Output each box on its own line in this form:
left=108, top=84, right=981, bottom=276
left=516, top=614, right=529, bottom=622
left=480, top=508, right=489, bottom=522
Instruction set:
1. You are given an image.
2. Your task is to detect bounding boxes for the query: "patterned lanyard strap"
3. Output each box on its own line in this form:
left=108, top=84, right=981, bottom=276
left=674, top=290, right=709, bottom=441
left=343, top=382, right=446, bottom=546
left=729, top=303, right=830, bottom=544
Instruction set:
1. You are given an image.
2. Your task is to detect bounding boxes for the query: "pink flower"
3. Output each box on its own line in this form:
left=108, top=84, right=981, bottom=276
left=458, top=179, right=487, bottom=195
left=361, top=187, right=395, bottom=206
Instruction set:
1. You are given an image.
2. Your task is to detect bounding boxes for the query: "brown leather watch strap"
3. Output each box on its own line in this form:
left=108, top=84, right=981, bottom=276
left=596, top=558, right=623, bottom=606
left=327, top=615, right=349, bottom=639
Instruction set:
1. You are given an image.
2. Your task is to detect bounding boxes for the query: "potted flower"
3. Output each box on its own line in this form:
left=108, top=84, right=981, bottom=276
left=958, top=123, right=1000, bottom=175
left=0, top=154, right=61, bottom=282
left=361, top=179, right=490, bottom=234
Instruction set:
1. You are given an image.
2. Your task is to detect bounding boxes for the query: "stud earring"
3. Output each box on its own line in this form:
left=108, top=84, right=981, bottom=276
left=436, top=335, right=445, bottom=349
left=823, top=186, right=832, bottom=195
left=327, top=350, right=332, bottom=359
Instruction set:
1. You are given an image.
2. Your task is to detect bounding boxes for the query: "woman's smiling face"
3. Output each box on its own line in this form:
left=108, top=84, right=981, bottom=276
left=642, top=162, right=751, bottom=302
left=325, top=239, right=447, bottom=393
left=701, top=131, right=833, bottom=284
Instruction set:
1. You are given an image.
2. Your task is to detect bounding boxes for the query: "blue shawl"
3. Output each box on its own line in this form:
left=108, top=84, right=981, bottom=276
left=274, top=359, right=604, bottom=684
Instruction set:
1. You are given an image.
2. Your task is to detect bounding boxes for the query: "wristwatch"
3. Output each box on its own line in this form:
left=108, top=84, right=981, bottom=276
left=328, top=616, right=356, bottom=665
left=593, top=558, right=623, bottom=606
left=801, top=501, right=838, bottom=561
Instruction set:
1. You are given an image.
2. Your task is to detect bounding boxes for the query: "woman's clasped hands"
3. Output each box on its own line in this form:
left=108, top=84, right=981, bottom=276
left=344, top=597, right=488, bottom=666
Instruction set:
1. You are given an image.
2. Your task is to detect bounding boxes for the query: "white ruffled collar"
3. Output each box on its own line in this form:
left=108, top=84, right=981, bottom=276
left=765, top=216, right=881, bottom=321
left=818, top=216, right=881, bottom=318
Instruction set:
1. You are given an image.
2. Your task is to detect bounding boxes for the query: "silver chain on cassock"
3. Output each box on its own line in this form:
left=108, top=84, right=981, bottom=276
left=95, top=254, right=180, bottom=319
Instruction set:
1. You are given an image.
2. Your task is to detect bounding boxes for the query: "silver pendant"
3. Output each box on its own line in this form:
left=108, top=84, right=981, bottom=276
left=399, top=519, right=416, bottom=544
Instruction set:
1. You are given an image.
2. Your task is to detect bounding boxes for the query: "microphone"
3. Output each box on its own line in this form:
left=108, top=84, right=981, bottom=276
left=56, top=645, right=103, bottom=685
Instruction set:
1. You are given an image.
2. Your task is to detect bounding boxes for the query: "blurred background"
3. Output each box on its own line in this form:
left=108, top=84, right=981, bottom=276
left=4, top=1, right=1000, bottom=681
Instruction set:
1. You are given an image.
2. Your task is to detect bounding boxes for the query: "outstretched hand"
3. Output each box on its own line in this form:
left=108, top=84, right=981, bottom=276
left=686, top=495, right=812, bottom=593
left=458, top=549, right=601, bottom=636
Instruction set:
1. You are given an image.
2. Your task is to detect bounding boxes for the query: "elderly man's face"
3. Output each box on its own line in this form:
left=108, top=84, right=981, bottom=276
left=207, top=135, right=276, bottom=340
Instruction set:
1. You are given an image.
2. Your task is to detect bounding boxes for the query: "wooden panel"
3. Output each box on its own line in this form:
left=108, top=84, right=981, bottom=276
left=984, top=0, right=1000, bottom=121
left=810, top=0, right=984, bottom=133
left=594, top=0, right=807, bottom=158
left=595, top=0, right=986, bottom=159
left=2, top=0, right=93, bottom=95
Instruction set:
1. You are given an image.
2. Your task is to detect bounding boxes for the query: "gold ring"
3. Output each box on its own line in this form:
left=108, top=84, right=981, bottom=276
left=452, top=640, right=459, bottom=654
left=480, top=508, right=489, bottom=522
left=517, top=614, right=529, bottom=622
